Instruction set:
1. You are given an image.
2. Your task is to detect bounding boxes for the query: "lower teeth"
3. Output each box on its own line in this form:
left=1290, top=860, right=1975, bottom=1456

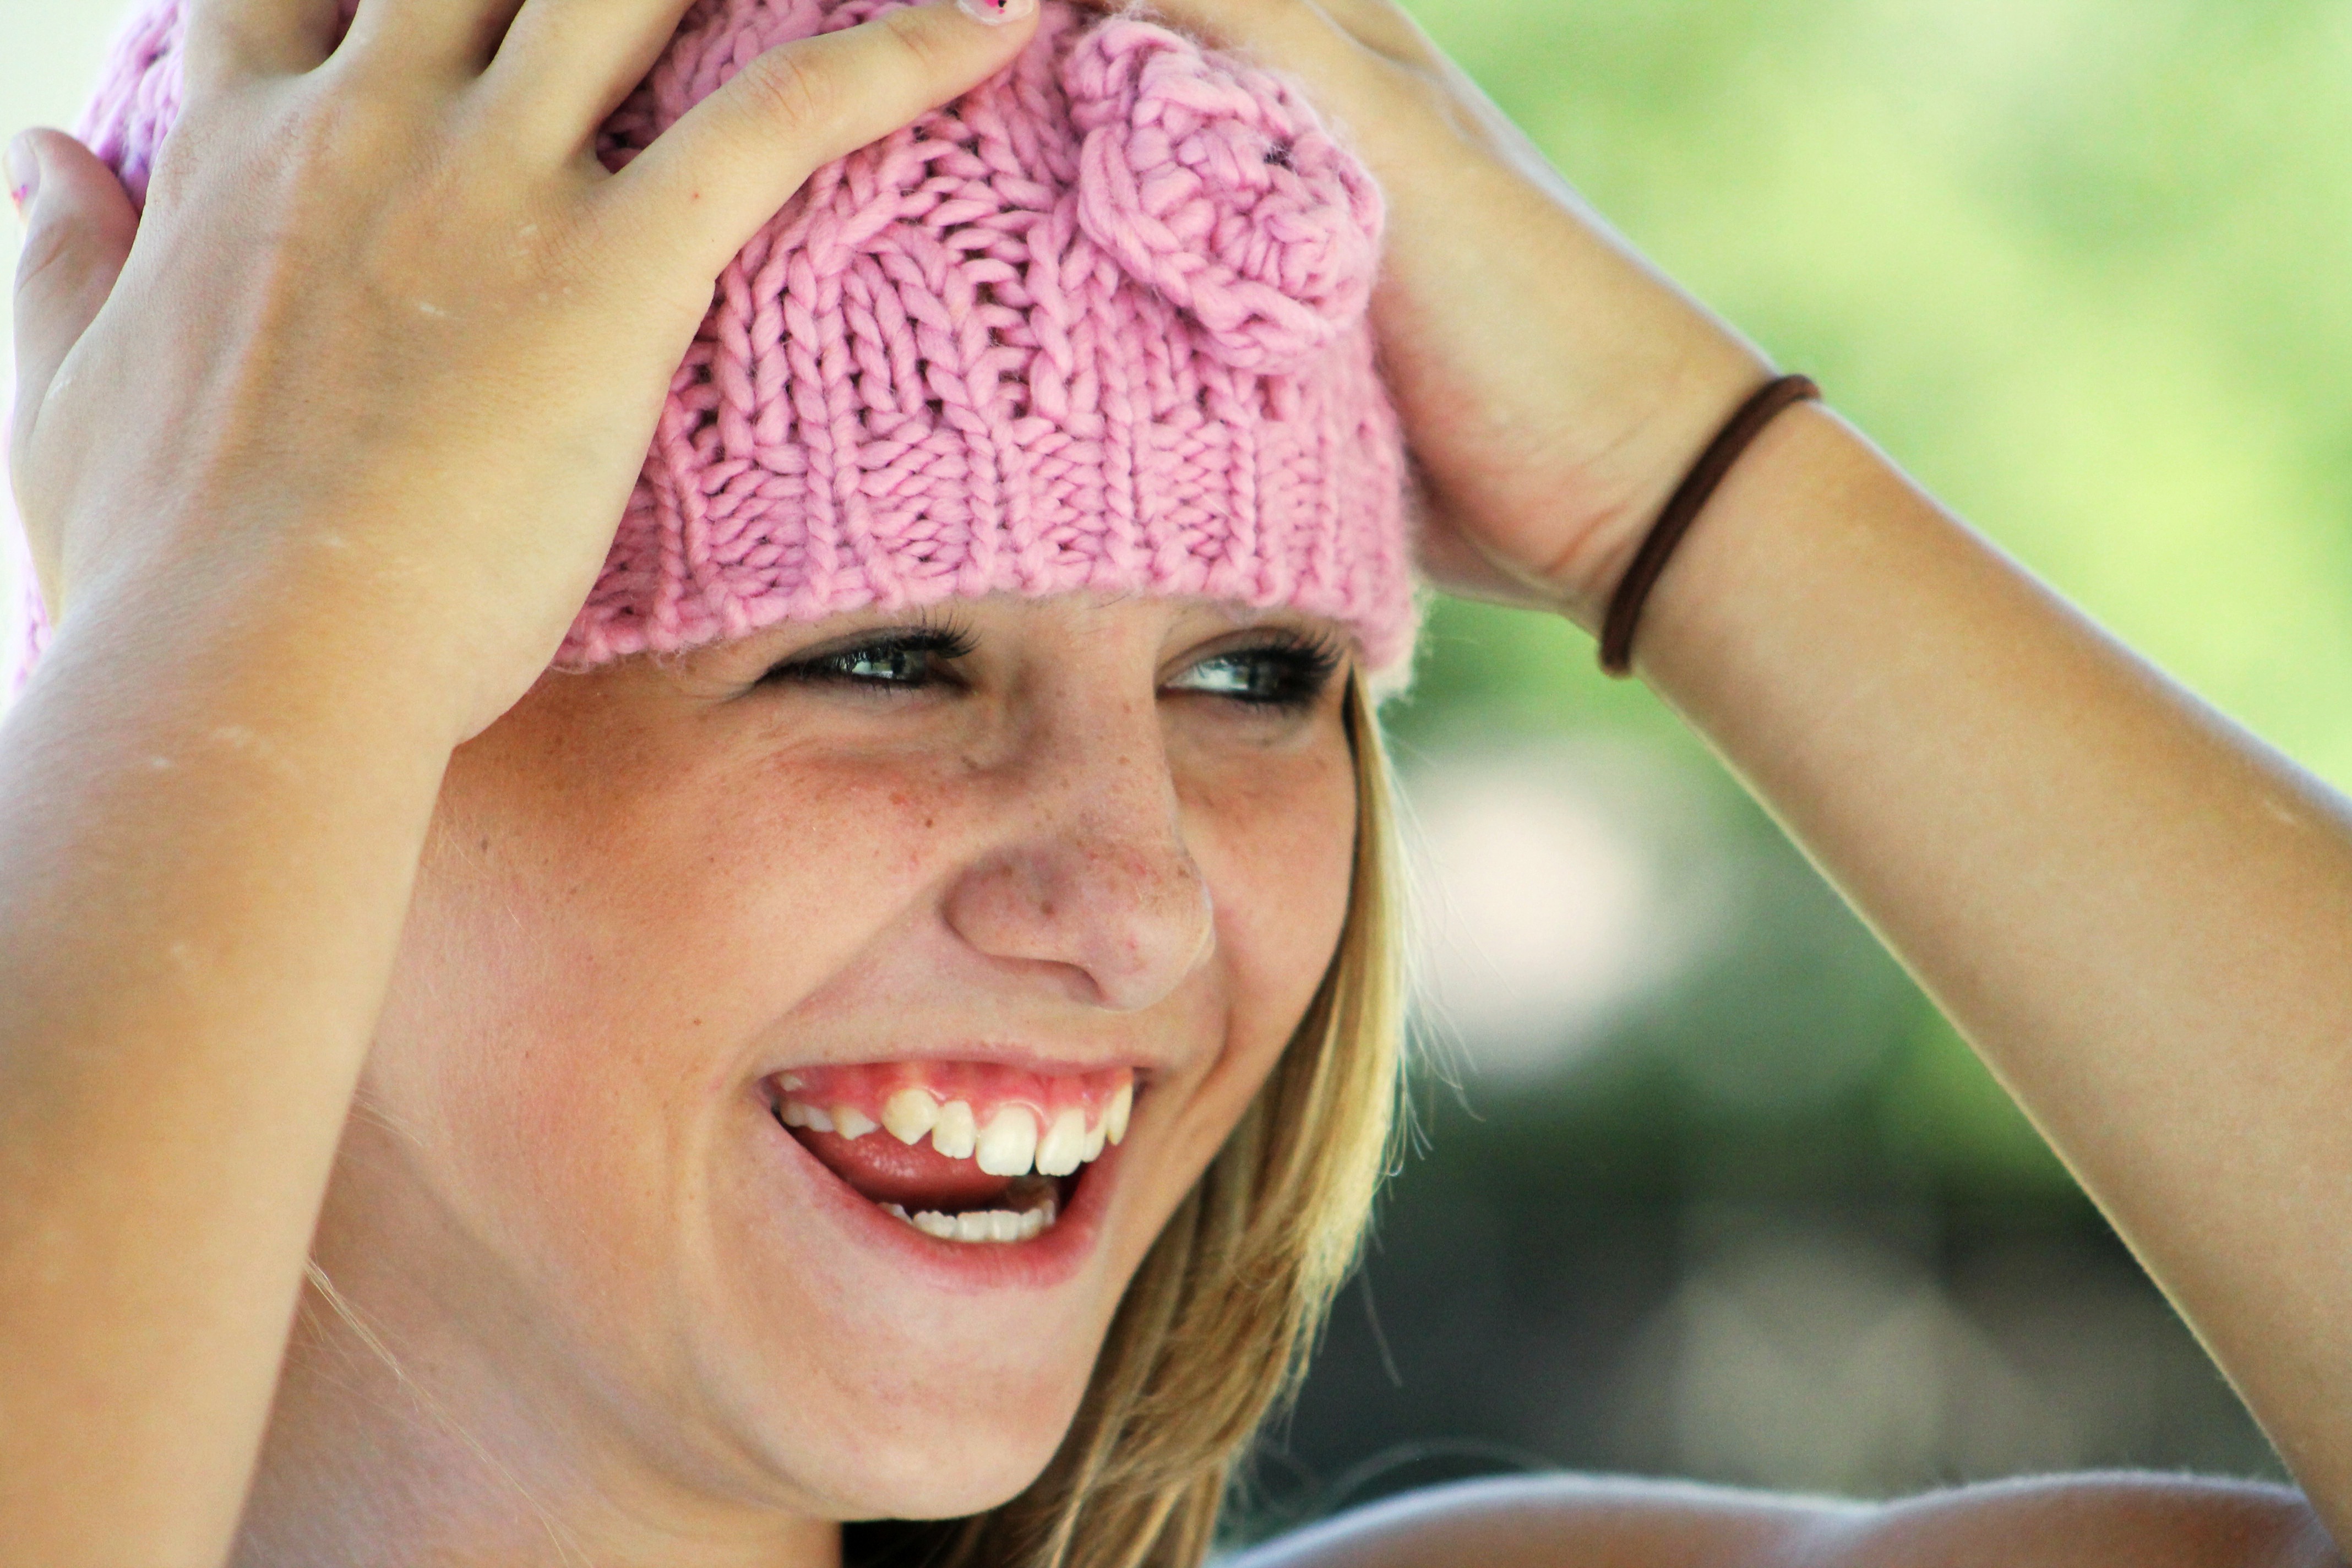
left=881, top=1195, right=1058, bottom=1244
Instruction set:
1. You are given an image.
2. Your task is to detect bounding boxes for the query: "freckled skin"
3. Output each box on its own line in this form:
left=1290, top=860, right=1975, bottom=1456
left=307, top=593, right=1359, bottom=1534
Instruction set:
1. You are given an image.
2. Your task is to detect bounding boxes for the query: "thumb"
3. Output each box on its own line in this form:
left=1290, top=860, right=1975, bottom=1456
left=10, top=128, right=138, bottom=459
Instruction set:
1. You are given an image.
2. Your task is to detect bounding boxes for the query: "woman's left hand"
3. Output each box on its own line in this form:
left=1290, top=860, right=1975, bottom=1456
left=1105, top=4, right=2352, bottom=1553
left=1081, top=0, right=1771, bottom=628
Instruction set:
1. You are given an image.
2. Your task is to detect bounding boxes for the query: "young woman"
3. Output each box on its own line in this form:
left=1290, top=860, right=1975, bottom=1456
left=2, top=2, right=2346, bottom=1567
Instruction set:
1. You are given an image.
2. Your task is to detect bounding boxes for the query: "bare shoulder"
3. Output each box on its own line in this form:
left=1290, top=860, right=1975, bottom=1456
left=1224, top=1471, right=2343, bottom=1568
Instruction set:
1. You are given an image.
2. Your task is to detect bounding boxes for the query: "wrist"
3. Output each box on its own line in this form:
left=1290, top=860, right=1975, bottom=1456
left=32, top=475, right=591, bottom=749
left=1363, top=124, right=1772, bottom=627
left=1627, top=400, right=1876, bottom=687
left=1593, top=374, right=1825, bottom=674
left=1533, top=329, right=1782, bottom=632
left=31, top=530, right=488, bottom=766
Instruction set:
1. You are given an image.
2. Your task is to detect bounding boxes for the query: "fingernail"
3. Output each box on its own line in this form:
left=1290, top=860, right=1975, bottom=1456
left=5, top=136, right=37, bottom=219
left=955, top=0, right=1034, bottom=25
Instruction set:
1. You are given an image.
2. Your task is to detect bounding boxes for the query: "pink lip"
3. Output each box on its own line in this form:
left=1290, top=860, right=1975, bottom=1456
left=751, top=1087, right=1121, bottom=1293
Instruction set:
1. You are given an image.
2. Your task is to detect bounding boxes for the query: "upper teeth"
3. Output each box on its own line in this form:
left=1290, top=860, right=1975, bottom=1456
left=1035, top=1108, right=1086, bottom=1177
left=780, top=1085, right=1132, bottom=1179
left=881, top=1087, right=938, bottom=1144
left=778, top=1102, right=835, bottom=1133
left=931, top=1099, right=979, bottom=1159
left=975, top=1106, right=1039, bottom=1177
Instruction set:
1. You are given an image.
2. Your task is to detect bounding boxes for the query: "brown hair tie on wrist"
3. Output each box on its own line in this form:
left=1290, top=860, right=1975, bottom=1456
left=1598, top=373, right=1821, bottom=677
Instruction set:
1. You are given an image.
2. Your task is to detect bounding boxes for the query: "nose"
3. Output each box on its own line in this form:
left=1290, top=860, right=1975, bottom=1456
left=941, top=715, right=1214, bottom=1014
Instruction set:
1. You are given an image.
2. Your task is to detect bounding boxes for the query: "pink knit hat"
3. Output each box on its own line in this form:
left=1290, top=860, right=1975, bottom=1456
left=8, top=0, right=1416, bottom=692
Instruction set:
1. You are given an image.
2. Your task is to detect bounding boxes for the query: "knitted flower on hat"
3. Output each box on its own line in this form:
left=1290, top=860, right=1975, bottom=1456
left=9, top=0, right=1417, bottom=692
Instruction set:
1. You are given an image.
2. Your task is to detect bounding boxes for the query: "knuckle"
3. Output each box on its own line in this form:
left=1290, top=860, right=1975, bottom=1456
left=274, top=86, right=410, bottom=185
left=874, top=4, right=957, bottom=75
left=12, top=218, right=85, bottom=304
left=734, top=46, right=837, bottom=138
left=165, top=84, right=410, bottom=217
left=246, top=86, right=553, bottom=300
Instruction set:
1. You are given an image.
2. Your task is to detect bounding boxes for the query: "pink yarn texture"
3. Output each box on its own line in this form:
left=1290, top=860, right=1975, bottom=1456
left=8, top=0, right=1417, bottom=691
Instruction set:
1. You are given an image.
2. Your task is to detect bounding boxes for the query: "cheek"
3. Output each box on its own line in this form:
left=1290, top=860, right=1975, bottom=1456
left=1183, top=739, right=1358, bottom=1082
left=369, top=733, right=968, bottom=1255
left=426, top=739, right=952, bottom=1033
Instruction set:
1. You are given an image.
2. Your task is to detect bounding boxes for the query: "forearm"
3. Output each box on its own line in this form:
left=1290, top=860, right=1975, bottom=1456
left=1085, top=0, right=2352, bottom=1535
left=1232, top=1472, right=2336, bottom=1568
left=0, top=571, right=455, bottom=1566
left=1635, top=405, right=2352, bottom=1536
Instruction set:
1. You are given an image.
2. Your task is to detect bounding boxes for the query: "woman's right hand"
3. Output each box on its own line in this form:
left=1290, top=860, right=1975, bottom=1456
left=9, top=0, right=1038, bottom=745
left=1, top=6, right=1043, bottom=1563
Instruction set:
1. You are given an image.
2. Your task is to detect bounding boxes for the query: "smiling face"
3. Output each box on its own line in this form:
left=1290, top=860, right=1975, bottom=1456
left=309, top=592, right=1361, bottom=1536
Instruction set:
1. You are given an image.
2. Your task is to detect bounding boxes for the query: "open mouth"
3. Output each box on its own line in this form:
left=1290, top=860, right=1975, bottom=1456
left=766, top=1060, right=1133, bottom=1245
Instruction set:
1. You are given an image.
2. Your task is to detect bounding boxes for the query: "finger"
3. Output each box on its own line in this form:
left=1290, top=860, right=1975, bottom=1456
left=478, top=0, right=701, bottom=157
left=1078, top=0, right=1434, bottom=83
left=7, top=130, right=138, bottom=575
left=184, top=0, right=344, bottom=96
left=597, top=0, right=1038, bottom=280
left=1068, top=0, right=1325, bottom=55
left=9, top=132, right=138, bottom=434
left=341, top=0, right=526, bottom=82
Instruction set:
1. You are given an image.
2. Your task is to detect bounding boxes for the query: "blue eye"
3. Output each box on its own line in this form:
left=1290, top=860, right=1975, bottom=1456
left=1166, top=633, right=1344, bottom=710
left=758, top=623, right=1344, bottom=708
left=760, top=627, right=976, bottom=690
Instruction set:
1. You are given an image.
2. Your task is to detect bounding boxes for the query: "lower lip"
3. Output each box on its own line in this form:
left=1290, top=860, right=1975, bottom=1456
left=753, top=1092, right=1120, bottom=1293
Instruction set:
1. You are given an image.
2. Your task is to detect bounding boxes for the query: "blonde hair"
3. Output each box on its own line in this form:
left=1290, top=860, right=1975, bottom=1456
left=865, top=671, right=1410, bottom=1568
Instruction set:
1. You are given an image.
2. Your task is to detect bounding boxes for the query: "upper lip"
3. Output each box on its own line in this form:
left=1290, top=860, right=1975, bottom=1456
left=753, top=1039, right=1168, bottom=1087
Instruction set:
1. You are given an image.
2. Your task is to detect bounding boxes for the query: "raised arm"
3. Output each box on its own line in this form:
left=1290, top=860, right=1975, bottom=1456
left=1636, top=386, right=2352, bottom=1534
left=1232, top=1472, right=2338, bottom=1568
left=1110, top=0, right=2352, bottom=1550
left=0, top=2, right=1039, bottom=1561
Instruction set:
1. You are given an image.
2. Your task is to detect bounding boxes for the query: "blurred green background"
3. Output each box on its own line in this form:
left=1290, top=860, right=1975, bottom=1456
left=5, top=0, right=2340, bottom=1527
left=1248, top=0, right=2351, bottom=1529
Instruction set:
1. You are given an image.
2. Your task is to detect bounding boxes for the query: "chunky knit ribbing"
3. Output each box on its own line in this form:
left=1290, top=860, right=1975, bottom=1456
left=8, top=0, right=1416, bottom=690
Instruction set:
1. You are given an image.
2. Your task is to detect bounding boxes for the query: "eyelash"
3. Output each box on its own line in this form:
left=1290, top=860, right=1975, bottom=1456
left=759, top=625, right=979, bottom=691
left=758, top=625, right=1343, bottom=711
left=1164, top=629, right=1344, bottom=711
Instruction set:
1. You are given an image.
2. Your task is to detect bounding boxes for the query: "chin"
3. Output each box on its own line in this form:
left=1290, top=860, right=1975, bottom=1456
left=793, top=1397, right=1084, bottom=1522
left=654, top=1065, right=1166, bottom=1522
left=691, top=1276, right=1110, bottom=1523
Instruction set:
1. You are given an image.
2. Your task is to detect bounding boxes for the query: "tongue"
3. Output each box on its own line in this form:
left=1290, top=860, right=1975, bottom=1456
left=790, top=1125, right=1015, bottom=1210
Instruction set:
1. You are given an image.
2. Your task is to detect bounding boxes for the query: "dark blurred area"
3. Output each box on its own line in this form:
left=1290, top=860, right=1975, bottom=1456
left=1240, top=609, right=2283, bottom=1535
left=1232, top=0, right=2352, bottom=1531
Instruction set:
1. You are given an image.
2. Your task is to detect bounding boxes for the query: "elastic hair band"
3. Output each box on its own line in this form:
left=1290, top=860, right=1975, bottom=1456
left=1598, top=373, right=1821, bottom=677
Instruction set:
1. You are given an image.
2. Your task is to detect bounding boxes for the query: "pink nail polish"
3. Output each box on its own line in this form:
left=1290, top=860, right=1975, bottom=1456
left=4, top=137, right=35, bottom=216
